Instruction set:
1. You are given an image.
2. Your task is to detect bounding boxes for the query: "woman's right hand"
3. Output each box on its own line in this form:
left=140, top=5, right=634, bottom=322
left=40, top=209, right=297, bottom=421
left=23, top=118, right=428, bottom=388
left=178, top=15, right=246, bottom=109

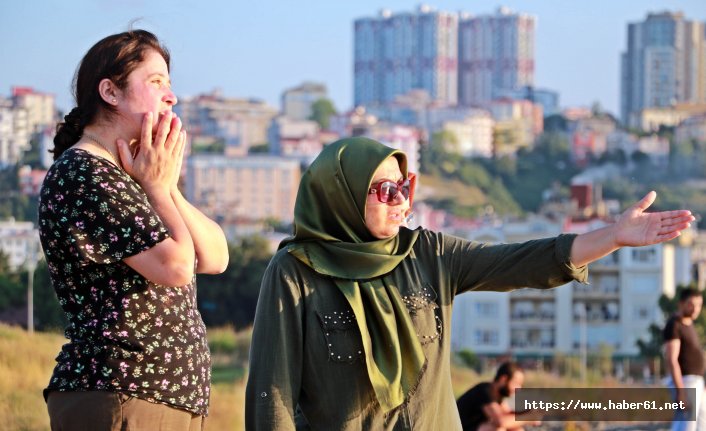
left=118, top=111, right=185, bottom=193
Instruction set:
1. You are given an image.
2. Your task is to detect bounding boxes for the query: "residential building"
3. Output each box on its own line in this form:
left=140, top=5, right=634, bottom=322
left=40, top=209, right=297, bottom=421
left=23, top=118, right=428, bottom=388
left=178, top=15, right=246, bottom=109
left=437, top=112, right=494, bottom=157
left=458, top=7, right=536, bottom=107
left=489, top=98, right=543, bottom=156
left=18, top=165, right=47, bottom=196
left=0, top=219, right=40, bottom=271
left=496, top=86, right=560, bottom=116
left=607, top=131, right=670, bottom=167
left=11, top=86, right=56, bottom=133
left=570, top=115, right=618, bottom=166
left=0, top=98, right=30, bottom=167
left=176, top=90, right=278, bottom=155
left=330, top=108, right=421, bottom=174
left=185, top=155, right=300, bottom=225
left=268, top=116, right=322, bottom=160
left=621, top=12, right=706, bottom=126
left=354, top=5, right=458, bottom=107
left=630, top=103, right=706, bottom=132
left=281, top=82, right=328, bottom=122
left=675, top=114, right=706, bottom=145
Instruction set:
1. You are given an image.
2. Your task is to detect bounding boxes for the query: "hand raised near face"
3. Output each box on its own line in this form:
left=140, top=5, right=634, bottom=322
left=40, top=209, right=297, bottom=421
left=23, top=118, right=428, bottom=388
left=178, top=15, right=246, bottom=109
left=117, top=112, right=185, bottom=193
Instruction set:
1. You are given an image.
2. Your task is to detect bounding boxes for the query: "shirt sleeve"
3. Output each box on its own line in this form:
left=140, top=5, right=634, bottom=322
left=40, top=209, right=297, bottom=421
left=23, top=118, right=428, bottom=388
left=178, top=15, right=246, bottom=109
left=663, top=318, right=679, bottom=342
left=245, top=250, right=304, bottom=430
left=431, top=231, right=588, bottom=296
left=64, top=169, right=169, bottom=265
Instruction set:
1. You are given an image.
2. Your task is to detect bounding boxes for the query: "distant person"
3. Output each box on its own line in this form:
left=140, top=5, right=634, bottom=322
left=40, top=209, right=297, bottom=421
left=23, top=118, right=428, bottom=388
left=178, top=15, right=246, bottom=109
left=456, top=362, right=540, bottom=431
left=38, top=30, right=228, bottom=430
left=664, top=288, right=706, bottom=431
left=244, top=137, right=694, bottom=430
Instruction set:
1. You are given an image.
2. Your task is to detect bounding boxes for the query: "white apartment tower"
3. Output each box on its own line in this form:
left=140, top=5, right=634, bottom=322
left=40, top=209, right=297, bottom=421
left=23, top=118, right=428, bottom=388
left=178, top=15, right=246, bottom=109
left=621, top=12, right=706, bottom=126
left=354, top=5, right=458, bottom=107
left=458, top=7, right=536, bottom=107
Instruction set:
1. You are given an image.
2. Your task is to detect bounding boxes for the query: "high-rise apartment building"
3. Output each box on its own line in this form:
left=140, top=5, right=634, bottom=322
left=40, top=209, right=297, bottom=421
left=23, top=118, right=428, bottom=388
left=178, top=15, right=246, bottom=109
left=621, top=12, right=706, bottom=126
left=354, top=5, right=458, bottom=107
left=458, top=7, right=536, bottom=107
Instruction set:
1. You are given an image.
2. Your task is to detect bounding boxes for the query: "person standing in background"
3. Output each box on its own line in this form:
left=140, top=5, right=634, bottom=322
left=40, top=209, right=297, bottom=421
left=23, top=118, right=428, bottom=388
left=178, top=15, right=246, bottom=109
left=664, top=288, right=706, bottom=431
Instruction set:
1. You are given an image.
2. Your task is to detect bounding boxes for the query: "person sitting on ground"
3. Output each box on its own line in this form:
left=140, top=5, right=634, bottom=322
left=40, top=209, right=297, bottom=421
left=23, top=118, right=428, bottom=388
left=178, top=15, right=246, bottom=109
left=457, top=362, right=539, bottom=431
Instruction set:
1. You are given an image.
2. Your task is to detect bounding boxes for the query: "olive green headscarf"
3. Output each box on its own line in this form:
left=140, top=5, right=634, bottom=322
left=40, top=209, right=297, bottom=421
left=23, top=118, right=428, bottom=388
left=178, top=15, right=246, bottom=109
left=280, top=137, right=426, bottom=412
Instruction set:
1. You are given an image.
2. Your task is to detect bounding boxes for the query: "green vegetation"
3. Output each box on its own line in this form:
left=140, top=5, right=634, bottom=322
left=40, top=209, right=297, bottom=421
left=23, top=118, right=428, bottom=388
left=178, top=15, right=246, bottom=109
left=308, top=98, right=337, bottom=130
left=0, top=165, right=38, bottom=223
left=196, top=235, right=273, bottom=329
left=0, top=252, right=66, bottom=330
left=419, top=130, right=577, bottom=216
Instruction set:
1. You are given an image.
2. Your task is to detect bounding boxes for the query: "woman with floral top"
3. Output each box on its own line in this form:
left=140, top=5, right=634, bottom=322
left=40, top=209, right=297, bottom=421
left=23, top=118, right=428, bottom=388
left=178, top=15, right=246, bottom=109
left=245, top=137, right=694, bottom=430
left=38, top=30, right=228, bottom=430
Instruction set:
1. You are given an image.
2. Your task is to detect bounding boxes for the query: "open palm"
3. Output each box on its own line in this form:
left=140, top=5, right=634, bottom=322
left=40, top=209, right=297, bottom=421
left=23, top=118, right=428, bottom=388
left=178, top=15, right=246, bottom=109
left=614, top=191, right=694, bottom=247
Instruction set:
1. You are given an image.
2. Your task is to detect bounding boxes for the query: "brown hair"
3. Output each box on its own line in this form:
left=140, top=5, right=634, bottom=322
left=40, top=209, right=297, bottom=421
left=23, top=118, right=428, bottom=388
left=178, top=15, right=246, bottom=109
left=52, top=30, right=170, bottom=160
left=494, top=361, right=523, bottom=381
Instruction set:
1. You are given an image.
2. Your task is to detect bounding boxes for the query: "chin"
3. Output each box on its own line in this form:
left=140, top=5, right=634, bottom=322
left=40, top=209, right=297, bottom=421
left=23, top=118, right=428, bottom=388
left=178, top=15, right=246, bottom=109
left=379, top=227, right=400, bottom=239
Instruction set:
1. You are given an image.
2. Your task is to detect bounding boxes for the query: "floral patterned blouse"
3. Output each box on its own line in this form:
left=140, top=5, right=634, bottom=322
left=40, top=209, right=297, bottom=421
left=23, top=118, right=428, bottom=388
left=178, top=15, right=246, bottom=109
left=38, top=148, right=211, bottom=415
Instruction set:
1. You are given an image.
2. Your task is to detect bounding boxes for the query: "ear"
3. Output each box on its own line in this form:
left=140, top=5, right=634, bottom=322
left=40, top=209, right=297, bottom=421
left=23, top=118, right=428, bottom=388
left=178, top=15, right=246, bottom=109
left=98, top=78, right=120, bottom=106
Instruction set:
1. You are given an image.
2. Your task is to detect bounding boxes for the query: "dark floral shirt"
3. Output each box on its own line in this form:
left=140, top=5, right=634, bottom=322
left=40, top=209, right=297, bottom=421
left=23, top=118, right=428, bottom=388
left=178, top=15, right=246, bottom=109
left=38, top=148, right=211, bottom=415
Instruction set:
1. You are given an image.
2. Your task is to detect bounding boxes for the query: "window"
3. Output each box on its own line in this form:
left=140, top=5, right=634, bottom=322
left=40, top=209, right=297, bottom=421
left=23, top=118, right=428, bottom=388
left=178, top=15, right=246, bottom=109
left=475, top=301, right=498, bottom=318
left=633, top=304, right=651, bottom=320
left=474, top=329, right=499, bottom=346
left=632, top=248, right=656, bottom=263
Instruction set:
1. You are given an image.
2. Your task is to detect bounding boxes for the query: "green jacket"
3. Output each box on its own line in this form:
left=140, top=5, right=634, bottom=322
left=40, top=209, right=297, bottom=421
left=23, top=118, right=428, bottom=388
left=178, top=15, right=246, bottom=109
left=245, top=230, right=587, bottom=430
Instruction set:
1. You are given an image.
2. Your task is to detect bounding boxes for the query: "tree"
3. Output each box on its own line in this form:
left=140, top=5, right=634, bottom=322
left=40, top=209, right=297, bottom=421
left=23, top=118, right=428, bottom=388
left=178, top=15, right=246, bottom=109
left=420, top=130, right=461, bottom=176
left=32, top=260, right=66, bottom=330
left=0, top=250, right=24, bottom=311
left=544, top=114, right=568, bottom=133
left=196, top=235, right=273, bottom=328
left=309, top=98, right=337, bottom=130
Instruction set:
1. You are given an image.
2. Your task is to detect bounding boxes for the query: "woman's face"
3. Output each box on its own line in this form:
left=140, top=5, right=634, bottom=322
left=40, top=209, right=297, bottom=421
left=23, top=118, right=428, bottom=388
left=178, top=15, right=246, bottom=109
left=117, top=49, right=177, bottom=137
left=365, top=156, right=410, bottom=239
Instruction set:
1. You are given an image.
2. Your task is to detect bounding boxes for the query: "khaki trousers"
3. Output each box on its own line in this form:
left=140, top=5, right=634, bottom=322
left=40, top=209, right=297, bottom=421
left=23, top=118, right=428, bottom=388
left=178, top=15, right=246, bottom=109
left=47, top=391, right=205, bottom=431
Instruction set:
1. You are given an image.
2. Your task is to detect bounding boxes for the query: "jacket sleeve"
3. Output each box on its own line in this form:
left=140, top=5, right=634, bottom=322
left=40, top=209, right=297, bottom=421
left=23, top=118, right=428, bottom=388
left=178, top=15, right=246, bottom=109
left=433, top=232, right=588, bottom=296
left=245, top=252, right=305, bottom=430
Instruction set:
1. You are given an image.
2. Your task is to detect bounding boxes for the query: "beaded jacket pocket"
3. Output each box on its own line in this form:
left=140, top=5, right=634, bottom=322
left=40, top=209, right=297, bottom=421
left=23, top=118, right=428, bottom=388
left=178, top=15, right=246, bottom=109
left=402, top=283, right=443, bottom=346
left=316, top=309, right=365, bottom=363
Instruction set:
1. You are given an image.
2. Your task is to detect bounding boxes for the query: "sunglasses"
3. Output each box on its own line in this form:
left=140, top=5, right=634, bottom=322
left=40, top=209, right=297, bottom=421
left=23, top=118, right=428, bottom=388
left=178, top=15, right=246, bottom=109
left=368, top=178, right=411, bottom=203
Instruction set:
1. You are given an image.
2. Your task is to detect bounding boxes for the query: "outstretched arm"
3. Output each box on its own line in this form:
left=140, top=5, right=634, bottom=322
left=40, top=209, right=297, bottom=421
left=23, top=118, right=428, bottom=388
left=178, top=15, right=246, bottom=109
left=570, top=191, right=694, bottom=267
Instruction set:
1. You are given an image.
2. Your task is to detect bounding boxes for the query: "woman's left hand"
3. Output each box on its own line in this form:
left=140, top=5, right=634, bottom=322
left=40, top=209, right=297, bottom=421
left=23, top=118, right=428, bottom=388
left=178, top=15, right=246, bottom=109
left=613, top=191, right=695, bottom=247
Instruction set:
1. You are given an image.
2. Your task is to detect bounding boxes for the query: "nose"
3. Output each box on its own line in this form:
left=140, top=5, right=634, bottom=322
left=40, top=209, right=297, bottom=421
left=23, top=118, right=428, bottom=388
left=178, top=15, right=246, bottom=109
left=164, top=89, right=177, bottom=106
left=390, top=189, right=407, bottom=205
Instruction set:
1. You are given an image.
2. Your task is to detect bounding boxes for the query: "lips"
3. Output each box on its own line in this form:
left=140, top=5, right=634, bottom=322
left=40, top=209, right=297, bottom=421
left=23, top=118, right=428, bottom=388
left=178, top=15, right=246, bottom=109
left=388, top=212, right=403, bottom=221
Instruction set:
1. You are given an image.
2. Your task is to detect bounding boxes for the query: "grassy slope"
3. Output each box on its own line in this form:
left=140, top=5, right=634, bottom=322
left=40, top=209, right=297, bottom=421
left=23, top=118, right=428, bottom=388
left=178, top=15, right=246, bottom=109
left=1, top=324, right=642, bottom=431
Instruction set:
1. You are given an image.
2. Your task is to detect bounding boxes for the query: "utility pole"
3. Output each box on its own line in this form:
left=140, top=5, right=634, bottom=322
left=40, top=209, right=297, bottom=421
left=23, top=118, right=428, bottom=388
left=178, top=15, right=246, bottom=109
left=25, top=237, right=41, bottom=335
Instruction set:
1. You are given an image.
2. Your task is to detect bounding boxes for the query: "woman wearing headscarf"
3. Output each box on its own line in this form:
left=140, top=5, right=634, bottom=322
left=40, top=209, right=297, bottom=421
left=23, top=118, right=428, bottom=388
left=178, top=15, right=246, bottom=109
left=245, top=137, right=693, bottom=430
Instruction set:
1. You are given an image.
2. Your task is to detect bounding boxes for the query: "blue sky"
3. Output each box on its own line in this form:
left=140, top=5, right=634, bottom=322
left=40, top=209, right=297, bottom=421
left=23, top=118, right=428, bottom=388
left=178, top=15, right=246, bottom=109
left=1, top=0, right=705, bottom=116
